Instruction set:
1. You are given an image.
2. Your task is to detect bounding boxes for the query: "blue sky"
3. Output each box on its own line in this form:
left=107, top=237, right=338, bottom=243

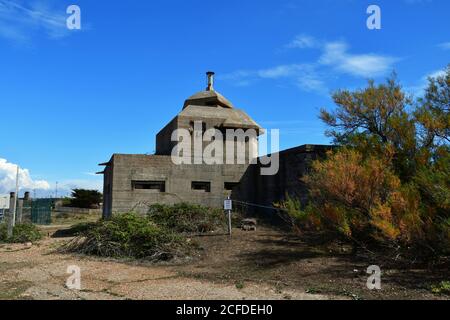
left=0, top=0, right=449, bottom=197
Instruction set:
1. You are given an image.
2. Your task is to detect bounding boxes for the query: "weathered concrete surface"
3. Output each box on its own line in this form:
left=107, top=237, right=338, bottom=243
left=103, top=154, right=249, bottom=216
left=101, top=80, right=264, bottom=217
left=100, top=75, right=332, bottom=218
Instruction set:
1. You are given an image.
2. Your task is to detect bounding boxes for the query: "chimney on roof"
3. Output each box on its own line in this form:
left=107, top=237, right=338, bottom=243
left=206, top=71, right=215, bottom=91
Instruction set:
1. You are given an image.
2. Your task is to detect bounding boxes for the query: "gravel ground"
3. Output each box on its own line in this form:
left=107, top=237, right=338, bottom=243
left=0, top=237, right=338, bottom=300
left=0, top=225, right=447, bottom=300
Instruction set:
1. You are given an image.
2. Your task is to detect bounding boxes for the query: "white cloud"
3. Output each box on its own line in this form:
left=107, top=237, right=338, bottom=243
left=221, top=35, right=398, bottom=94
left=0, top=158, right=50, bottom=194
left=319, top=41, right=397, bottom=78
left=34, top=179, right=103, bottom=198
left=296, top=74, right=326, bottom=92
left=286, top=34, right=319, bottom=49
left=260, top=64, right=327, bottom=92
left=258, top=65, right=300, bottom=78
left=0, top=0, right=71, bottom=42
left=0, top=158, right=102, bottom=199
left=220, top=63, right=327, bottom=93
left=219, top=70, right=257, bottom=87
left=438, top=42, right=450, bottom=50
left=427, top=69, right=446, bottom=79
left=405, top=68, right=447, bottom=96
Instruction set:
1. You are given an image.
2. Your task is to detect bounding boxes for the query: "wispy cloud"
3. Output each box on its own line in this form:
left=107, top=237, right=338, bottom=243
left=220, top=63, right=327, bottom=94
left=221, top=35, right=398, bottom=94
left=319, top=41, right=398, bottom=78
left=405, top=68, right=447, bottom=96
left=258, top=64, right=327, bottom=93
left=285, top=34, right=319, bottom=49
left=427, top=69, right=447, bottom=79
left=83, top=172, right=99, bottom=177
left=0, top=0, right=72, bottom=43
left=438, top=42, right=450, bottom=50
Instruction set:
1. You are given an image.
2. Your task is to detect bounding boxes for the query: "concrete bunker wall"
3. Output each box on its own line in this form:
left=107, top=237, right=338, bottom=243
left=106, top=154, right=250, bottom=216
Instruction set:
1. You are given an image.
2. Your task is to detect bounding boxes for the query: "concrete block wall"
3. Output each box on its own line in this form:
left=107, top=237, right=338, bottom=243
left=103, top=144, right=333, bottom=219
left=241, top=144, right=333, bottom=208
left=104, top=154, right=251, bottom=217
left=157, top=115, right=259, bottom=165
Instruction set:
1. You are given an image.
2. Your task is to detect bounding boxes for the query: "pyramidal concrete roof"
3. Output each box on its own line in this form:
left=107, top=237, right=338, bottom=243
left=183, top=90, right=234, bottom=109
left=180, top=105, right=262, bottom=131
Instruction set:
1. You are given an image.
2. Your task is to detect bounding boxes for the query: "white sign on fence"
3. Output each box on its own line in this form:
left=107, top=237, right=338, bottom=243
left=0, top=195, right=10, bottom=209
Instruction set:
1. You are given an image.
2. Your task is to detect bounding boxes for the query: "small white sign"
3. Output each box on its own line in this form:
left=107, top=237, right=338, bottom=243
left=0, top=195, right=10, bottom=209
left=224, top=199, right=232, bottom=211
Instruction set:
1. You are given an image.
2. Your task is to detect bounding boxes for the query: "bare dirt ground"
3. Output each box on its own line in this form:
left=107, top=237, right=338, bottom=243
left=0, top=222, right=448, bottom=300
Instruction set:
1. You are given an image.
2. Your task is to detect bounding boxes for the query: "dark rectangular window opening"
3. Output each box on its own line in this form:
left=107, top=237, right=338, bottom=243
left=132, top=181, right=165, bottom=192
left=224, top=182, right=239, bottom=191
left=191, top=181, right=211, bottom=192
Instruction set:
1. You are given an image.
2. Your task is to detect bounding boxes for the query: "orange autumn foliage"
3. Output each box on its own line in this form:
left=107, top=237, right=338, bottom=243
left=303, top=149, right=424, bottom=245
left=284, top=69, right=449, bottom=256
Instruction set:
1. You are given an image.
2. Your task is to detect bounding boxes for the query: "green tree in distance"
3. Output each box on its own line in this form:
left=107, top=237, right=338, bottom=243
left=69, top=189, right=103, bottom=209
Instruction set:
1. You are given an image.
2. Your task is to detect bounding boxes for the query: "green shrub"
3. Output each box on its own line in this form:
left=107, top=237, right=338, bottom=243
left=147, top=203, right=226, bottom=234
left=431, top=281, right=450, bottom=295
left=0, top=223, right=43, bottom=243
left=61, top=212, right=190, bottom=260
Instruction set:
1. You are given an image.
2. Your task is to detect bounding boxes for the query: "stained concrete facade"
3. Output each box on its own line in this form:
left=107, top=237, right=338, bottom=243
left=100, top=73, right=332, bottom=218
left=231, top=145, right=333, bottom=213
left=101, top=154, right=252, bottom=216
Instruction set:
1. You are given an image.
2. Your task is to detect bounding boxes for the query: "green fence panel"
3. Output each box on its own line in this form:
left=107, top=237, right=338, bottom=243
left=31, top=199, right=53, bottom=225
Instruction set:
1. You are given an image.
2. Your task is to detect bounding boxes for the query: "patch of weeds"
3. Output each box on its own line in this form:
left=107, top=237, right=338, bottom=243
left=235, top=281, right=245, bottom=290
left=305, top=285, right=362, bottom=300
left=340, top=289, right=362, bottom=300
left=274, top=282, right=285, bottom=294
left=0, top=223, right=42, bottom=244
left=431, top=281, right=450, bottom=295
left=0, top=280, right=33, bottom=300
left=305, top=287, right=322, bottom=294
